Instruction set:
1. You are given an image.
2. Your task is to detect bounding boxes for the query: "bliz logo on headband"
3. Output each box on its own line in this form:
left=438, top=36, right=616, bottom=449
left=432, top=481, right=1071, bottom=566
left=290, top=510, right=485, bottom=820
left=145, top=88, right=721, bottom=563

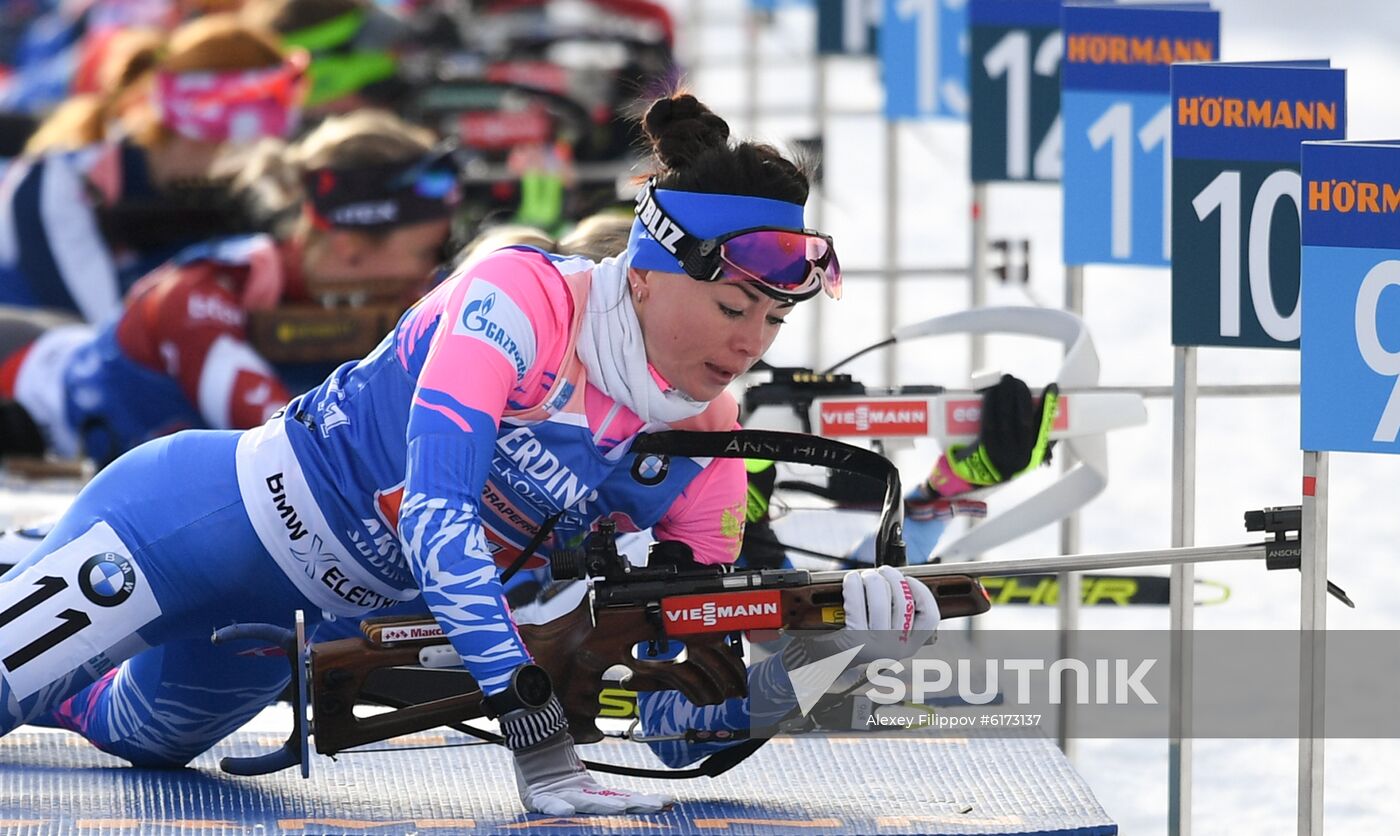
left=635, top=185, right=686, bottom=254
left=330, top=200, right=398, bottom=226
left=453, top=280, right=536, bottom=377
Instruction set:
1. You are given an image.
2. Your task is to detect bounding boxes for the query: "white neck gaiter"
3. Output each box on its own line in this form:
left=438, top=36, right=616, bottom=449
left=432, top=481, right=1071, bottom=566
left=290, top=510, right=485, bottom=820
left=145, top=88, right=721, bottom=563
left=576, top=253, right=707, bottom=426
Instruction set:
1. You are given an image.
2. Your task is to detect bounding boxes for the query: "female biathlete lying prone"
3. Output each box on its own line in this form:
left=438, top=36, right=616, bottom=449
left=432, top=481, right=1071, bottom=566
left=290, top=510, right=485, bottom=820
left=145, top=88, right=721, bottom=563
left=0, top=93, right=941, bottom=815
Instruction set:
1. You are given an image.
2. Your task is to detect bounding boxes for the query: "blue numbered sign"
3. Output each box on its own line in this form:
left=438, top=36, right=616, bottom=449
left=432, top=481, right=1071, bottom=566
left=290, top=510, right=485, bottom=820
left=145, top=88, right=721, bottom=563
left=1062, top=4, right=1218, bottom=266
left=1301, top=141, right=1400, bottom=453
left=1171, top=62, right=1346, bottom=347
left=882, top=0, right=969, bottom=119
left=970, top=0, right=1062, bottom=183
left=820, top=0, right=881, bottom=55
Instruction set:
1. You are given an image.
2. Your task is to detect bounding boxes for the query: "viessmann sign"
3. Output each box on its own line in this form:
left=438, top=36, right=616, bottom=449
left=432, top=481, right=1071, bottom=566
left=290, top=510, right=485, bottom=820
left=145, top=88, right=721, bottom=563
left=816, top=399, right=931, bottom=436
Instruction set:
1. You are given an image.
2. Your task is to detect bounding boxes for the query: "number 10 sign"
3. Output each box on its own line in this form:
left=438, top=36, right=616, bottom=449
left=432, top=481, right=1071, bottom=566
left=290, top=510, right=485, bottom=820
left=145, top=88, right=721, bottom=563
left=1170, top=62, right=1346, bottom=348
left=1302, top=141, right=1400, bottom=454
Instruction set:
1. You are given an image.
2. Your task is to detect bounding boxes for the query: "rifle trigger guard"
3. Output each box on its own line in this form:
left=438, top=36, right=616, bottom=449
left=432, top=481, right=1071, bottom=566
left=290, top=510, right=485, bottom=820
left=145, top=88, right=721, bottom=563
left=621, top=717, right=680, bottom=743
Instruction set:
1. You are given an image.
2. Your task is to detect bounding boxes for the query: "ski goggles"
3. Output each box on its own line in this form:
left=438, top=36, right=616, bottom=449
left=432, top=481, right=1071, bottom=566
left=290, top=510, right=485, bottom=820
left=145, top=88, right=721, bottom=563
left=154, top=53, right=308, bottom=143
left=629, top=178, right=841, bottom=302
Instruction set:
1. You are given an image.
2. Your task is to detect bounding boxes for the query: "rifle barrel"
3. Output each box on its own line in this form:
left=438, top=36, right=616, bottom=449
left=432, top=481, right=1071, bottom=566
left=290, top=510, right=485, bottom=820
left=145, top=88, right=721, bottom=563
left=808, top=542, right=1267, bottom=585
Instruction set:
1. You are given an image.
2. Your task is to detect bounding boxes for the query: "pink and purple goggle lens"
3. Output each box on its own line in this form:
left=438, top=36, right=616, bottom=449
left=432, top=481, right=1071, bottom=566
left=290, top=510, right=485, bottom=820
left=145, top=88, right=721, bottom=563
left=717, top=228, right=842, bottom=301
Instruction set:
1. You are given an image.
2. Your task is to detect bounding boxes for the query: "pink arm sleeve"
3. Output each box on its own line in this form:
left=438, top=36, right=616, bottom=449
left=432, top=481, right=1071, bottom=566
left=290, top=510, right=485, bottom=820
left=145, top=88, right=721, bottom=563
left=409, top=249, right=571, bottom=421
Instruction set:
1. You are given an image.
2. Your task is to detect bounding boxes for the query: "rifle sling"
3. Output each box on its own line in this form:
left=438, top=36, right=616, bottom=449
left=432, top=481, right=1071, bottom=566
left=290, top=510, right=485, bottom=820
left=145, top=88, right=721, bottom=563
left=634, top=430, right=906, bottom=566
left=499, top=511, right=561, bottom=584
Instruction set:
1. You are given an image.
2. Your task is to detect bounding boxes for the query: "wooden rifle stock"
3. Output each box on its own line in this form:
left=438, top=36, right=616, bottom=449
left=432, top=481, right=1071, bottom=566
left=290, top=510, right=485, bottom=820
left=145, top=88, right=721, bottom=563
left=308, top=572, right=989, bottom=757
left=216, top=429, right=993, bottom=775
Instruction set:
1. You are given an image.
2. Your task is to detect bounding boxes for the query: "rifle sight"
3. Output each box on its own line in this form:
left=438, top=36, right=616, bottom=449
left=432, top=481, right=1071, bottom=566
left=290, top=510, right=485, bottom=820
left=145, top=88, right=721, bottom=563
left=549, top=521, right=702, bottom=584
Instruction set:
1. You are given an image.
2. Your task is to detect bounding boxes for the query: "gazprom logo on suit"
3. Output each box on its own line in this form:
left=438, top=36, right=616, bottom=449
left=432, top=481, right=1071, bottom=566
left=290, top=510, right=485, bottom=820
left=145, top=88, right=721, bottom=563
left=631, top=453, right=670, bottom=486
left=454, top=279, right=536, bottom=377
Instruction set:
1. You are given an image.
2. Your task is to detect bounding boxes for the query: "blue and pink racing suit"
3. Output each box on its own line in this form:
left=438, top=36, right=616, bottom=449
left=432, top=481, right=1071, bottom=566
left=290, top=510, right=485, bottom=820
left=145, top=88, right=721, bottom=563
left=0, top=247, right=747, bottom=765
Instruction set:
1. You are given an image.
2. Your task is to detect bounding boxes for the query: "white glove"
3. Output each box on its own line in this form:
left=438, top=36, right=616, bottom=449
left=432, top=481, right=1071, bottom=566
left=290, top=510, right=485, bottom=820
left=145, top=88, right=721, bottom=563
left=778, top=565, right=941, bottom=708
left=837, top=565, right=941, bottom=664
left=512, top=727, right=673, bottom=816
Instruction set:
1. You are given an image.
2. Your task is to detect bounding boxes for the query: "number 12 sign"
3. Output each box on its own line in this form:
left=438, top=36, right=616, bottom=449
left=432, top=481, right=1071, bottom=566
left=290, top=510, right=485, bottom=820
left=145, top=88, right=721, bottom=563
left=1062, top=4, right=1218, bottom=267
left=1301, top=141, right=1400, bottom=454
left=1170, top=61, right=1345, bottom=348
left=970, top=0, right=1062, bottom=183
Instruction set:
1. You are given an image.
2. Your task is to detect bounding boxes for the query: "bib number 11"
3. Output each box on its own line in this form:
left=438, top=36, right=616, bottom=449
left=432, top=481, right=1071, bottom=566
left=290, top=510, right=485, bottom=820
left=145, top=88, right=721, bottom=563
left=0, top=576, right=91, bottom=671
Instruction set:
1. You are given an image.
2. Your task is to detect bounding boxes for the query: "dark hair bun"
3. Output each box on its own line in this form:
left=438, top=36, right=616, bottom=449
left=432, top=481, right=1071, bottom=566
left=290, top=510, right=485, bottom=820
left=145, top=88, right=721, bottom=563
left=642, top=94, right=731, bottom=174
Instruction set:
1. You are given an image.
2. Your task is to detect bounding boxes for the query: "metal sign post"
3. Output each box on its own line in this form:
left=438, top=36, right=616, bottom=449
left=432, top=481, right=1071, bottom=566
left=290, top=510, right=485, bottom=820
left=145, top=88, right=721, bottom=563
left=1171, top=60, right=1347, bottom=835
left=968, top=0, right=1062, bottom=377
left=884, top=119, right=900, bottom=386
left=971, top=183, right=989, bottom=372
left=1057, top=264, right=1085, bottom=754
left=1299, top=138, right=1400, bottom=835
left=810, top=26, right=829, bottom=367
left=879, top=0, right=972, bottom=384
left=1169, top=344, right=1197, bottom=836
left=1298, top=451, right=1327, bottom=834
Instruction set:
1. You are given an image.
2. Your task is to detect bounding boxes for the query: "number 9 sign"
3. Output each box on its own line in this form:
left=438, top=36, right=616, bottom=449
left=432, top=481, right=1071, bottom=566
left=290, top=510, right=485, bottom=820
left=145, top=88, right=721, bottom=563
left=1302, top=140, right=1400, bottom=453
left=1170, top=62, right=1346, bottom=348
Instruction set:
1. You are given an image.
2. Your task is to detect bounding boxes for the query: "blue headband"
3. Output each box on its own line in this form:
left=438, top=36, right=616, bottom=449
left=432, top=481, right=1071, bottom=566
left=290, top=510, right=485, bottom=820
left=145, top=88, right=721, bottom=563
left=627, top=187, right=806, bottom=273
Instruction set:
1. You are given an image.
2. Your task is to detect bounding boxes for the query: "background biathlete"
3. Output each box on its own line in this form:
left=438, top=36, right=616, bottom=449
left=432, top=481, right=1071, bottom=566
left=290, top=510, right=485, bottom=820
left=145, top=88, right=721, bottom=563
left=0, top=109, right=454, bottom=467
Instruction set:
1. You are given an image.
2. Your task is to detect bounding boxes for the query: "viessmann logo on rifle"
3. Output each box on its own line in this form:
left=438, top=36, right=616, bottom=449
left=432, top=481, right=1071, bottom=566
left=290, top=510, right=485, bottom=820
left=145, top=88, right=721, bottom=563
left=818, top=400, right=929, bottom=436
left=661, top=591, right=783, bottom=635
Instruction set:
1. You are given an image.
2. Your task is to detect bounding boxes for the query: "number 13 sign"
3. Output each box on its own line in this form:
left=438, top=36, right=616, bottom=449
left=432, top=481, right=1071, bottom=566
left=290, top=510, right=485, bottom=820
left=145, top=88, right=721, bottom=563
left=1302, top=140, right=1400, bottom=453
left=1170, top=62, right=1346, bottom=348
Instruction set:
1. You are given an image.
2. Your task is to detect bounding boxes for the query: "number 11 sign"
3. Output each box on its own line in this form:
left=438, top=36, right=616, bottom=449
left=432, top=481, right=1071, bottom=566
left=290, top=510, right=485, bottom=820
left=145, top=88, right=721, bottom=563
left=1062, top=4, right=1218, bottom=267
